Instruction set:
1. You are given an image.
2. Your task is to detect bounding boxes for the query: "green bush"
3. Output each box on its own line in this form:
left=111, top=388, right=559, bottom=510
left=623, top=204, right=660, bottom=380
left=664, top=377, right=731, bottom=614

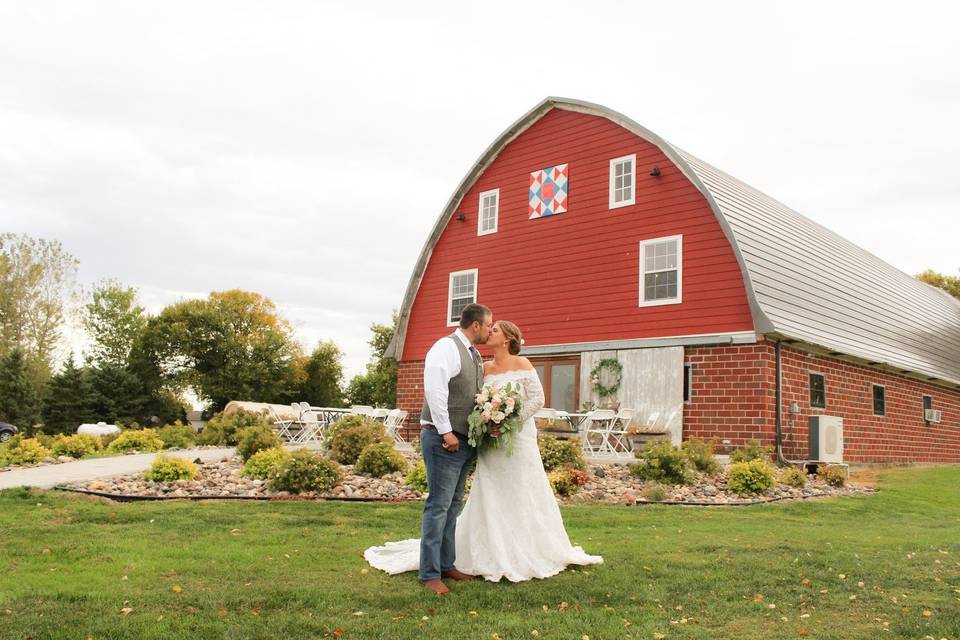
left=34, top=433, right=56, bottom=449
left=780, top=467, right=807, bottom=488
left=144, top=455, right=199, bottom=482
left=99, top=432, right=121, bottom=449
left=328, top=423, right=387, bottom=465
left=819, top=465, right=847, bottom=487
left=641, top=483, right=668, bottom=502
left=107, top=428, right=165, bottom=453
left=682, top=438, right=720, bottom=475
left=630, top=438, right=693, bottom=485
left=156, top=423, right=197, bottom=449
left=235, top=425, right=282, bottom=462
left=548, top=467, right=591, bottom=497
left=197, top=409, right=272, bottom=446
left=355, top=442, right=408, bottom=477
left=404, top=460, right=428, bottom=493
left=727, top=459, right=776, bottom=495
left=3, top=437, right=50, bottom=465
left=50, top=434, right=102, bottom=459
left=730, top=439, right=774, bottom=464
left=323, top=414, right=377, bottom=449
left=269, top=449, right=341, bottom=494
left=538, top=436, right=586, bottom=472
left=241, top=448, right=292, bottom=480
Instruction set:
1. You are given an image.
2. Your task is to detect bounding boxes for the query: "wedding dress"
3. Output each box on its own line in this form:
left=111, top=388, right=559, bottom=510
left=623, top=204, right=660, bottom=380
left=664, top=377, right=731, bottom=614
left=364, top=368, right=603, bottom=582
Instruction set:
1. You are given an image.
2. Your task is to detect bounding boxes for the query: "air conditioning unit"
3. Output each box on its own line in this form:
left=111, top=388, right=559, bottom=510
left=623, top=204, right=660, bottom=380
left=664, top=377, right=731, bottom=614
left=809, top=415, right=843, bottom=463
left=925, top=409, right=942, bottom=424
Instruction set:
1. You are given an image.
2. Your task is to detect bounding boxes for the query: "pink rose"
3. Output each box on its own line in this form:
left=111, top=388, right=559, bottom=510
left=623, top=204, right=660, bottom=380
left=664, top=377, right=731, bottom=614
left=481, top=412, right=491, bottom=422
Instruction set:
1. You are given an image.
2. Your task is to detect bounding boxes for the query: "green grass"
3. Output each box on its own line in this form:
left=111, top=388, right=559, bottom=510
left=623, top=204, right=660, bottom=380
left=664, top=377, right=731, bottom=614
left=1, top=467, right=958, bottom=639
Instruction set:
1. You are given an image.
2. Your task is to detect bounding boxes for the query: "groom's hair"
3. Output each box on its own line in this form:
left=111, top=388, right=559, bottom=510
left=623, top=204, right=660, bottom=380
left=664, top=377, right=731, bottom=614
left=459, top=303, right=491, bottom=329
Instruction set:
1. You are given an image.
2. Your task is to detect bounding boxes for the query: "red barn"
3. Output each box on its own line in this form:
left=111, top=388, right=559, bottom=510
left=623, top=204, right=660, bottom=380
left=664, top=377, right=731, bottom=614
left=386, top=97, right=960, bottom=464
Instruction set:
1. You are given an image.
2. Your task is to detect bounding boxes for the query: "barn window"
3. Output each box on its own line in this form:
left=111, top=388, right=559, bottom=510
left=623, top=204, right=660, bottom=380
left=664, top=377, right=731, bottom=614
left=922, top=395, right=932, bottom=422
left=531, top=357, right=580, bottom=414
left=872, top=384, right=885, bottom=416
left=447, top=269, right=478, bottom=326
left=609, top=154, right=636, bottom=208
left=478, top=189, right=499, bottom=236
left=683, top=364, right=693, bottom=402
left=809, top=373, right=826, bottom=408
left=640, top=235, right=682, bottom=306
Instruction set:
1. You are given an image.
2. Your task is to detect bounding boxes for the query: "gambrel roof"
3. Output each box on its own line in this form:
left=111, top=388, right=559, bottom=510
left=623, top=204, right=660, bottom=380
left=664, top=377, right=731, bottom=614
left=388, top=97, right=960, bottom=388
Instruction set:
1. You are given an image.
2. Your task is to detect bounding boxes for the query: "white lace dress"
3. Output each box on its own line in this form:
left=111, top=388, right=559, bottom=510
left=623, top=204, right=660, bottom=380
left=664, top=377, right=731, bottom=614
left=364, top=368, right=603, bottom=582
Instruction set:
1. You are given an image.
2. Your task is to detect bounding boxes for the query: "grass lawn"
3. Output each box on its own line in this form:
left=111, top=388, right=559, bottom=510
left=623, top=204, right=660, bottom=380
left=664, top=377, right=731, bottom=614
left=1, top=467, right=958, bottom=640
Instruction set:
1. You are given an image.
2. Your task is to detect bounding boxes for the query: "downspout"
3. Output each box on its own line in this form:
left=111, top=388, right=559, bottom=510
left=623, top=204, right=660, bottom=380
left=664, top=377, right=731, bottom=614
left=775, top=338, right=805, bottom=466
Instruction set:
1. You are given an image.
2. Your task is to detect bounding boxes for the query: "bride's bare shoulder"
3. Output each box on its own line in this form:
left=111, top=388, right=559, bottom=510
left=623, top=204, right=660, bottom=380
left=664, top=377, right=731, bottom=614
left=514, top=356, right=535, bottom=370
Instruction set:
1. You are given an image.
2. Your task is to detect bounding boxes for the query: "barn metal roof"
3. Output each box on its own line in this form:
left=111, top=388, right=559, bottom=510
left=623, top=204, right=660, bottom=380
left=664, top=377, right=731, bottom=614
left=387, top=97, right=960, bottom=387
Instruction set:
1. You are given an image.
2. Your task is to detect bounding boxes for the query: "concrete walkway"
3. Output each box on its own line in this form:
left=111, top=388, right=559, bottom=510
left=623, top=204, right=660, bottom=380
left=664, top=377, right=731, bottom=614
left=0, top=443, right=322, bottom=490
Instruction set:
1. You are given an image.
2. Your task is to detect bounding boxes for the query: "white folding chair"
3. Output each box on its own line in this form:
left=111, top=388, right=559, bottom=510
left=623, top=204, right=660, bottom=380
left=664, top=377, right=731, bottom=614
left=581, top=409, right=617, bottom=456
left=383, top=409, right=409, bottom=445
left=608, top=408, right=635, bottom=454
left=371, top=408, right=390, bottom=422
left=291, top=409, right=324, bottom=444
left=268, top=405, right=295, bottom=441
left=349, top=405, right=375, bottom=417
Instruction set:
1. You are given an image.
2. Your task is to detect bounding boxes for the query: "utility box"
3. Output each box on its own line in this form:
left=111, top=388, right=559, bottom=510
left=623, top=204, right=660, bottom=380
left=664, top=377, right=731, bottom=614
left=809, top=415, right=843, bottom=463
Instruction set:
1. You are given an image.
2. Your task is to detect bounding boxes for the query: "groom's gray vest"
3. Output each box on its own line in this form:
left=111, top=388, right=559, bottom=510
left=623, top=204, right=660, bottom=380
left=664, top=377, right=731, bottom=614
left=421, top=334, right=483, bottom=436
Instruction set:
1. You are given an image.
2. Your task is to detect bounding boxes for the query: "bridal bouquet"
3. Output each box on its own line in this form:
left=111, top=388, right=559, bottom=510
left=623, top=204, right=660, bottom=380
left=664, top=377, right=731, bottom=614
left=467, top=382, right=524, bottom=455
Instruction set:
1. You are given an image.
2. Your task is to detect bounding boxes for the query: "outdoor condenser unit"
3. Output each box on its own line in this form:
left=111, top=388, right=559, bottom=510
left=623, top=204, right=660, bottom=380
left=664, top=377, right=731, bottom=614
left=808, top=415, right=844, bottom=463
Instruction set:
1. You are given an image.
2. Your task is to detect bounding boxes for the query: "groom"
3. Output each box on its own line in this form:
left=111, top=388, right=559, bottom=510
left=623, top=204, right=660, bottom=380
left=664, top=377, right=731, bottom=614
left=418, top=302, right=493, bottom=594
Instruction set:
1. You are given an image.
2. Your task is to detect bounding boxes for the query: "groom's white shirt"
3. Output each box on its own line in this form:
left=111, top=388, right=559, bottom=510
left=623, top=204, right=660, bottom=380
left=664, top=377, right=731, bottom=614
left=421, top=328, right=474, bottom=436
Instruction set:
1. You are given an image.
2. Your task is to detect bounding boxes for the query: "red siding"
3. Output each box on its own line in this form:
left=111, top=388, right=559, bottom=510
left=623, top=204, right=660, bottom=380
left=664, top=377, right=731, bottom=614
left=400, top=108, right=754, bottom=362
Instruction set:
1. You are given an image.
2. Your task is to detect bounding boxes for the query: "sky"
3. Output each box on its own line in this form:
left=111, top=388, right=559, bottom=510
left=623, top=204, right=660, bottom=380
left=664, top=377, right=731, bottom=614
left=1, top=1, right=958, bottom=380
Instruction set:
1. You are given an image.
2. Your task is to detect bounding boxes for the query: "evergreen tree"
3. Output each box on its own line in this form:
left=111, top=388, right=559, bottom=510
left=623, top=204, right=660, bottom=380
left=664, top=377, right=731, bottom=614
left=0, top=348, right=41, bottom=428
left=41, top=355, right=96, bottom=434
left=300, top=340, right=345, bottom=407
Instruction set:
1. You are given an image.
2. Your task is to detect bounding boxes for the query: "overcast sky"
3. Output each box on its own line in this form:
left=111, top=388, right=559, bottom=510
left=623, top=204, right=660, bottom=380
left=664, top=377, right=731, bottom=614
left=2, top=1, right=958, bottom=380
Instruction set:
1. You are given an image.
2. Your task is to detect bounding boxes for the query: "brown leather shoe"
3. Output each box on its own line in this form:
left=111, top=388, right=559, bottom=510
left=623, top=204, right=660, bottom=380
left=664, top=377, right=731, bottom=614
left=422, top=579, right=449, bottom=594
left=442, top=569, right=475, bottom=581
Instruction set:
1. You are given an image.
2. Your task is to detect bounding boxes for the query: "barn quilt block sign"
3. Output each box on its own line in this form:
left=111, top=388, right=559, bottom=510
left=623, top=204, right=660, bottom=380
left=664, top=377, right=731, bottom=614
left=529, top=164, right=568, bottom=219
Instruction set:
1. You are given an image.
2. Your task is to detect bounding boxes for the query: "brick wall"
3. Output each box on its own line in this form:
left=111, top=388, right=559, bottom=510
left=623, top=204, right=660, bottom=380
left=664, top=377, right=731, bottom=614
left=401, top=340, right=960, bottom=462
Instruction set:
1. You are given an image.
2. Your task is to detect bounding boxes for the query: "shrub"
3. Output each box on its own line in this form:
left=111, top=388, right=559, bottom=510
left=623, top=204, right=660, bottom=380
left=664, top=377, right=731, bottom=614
left=538, top=436, right=586, bottom=472
left=548, top=467, right=590, bottom=497
left=730, top=439, right=774, bottom=464
left=404, top=460, right=428, bottom=493
left=819, top=465, right=847, bottom=487
left=328, top=423, right=387, bottom=465
left=145, top=455, right=198, bottom=482
left=269, top=449, right=341, bottom=494
left=241, top=448, right=292, bottom=480
left=34, top=433, right=56, bottom=449
left=235, top=425, right=282, bottom=462
left=197, top=409, right=272, bottom=446
left=156, top=423, right=196, bottom=449
left=107, top=429, right=165, bottom=453
left=5, top=438, right=51, bottom=465
left=682, top=438, right=720, bottom=475
left=780, top=467, right=807, bottom=488
left=727, top=459, right=776, bottom=495
left=323, top=414, right=377, bottom=449
left=355, top=442, right=408, bottom=477
left=50, top=434, right=101, bottom=459
left=99, top=432, right=121, bottom=449
left=641, top=483, right=668, bottom=502
left=630, top=438, right=692, bottom=485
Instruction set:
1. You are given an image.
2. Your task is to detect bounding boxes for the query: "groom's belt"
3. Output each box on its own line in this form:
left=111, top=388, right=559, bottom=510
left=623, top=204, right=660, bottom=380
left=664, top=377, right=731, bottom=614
left=421, top=424, right=467, bottom=437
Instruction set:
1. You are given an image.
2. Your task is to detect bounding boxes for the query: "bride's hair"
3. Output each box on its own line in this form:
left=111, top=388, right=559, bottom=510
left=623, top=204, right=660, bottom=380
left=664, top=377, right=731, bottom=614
left=496, top=320, right=523, bottom=356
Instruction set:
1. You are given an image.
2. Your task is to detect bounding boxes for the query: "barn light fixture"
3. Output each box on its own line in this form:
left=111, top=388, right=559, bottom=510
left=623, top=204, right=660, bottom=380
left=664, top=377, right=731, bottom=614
left=456, top=213, right=466, bottom=222
left=649, top=166, right=661, bottom=177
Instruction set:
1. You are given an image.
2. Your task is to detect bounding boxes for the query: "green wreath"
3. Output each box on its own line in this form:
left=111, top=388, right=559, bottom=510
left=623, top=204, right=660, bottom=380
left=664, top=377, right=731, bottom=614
left=590, top=358, right=623, bottom=398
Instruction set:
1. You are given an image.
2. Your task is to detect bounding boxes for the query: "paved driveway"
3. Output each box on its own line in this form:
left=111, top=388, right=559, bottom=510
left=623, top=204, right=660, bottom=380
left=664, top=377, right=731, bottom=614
left=0, top=443, right=322, bottom=490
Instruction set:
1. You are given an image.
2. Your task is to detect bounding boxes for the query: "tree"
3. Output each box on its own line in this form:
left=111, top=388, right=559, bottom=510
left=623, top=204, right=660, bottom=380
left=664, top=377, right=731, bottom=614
left=41, top=355, right=96, bottom=434
left=0, top=348, right=41, bottom=429
left=83, top=280, right=147, bottom=368
left=916, top=269, right=960, bottom=300
left=345, top=312, right=398, bottom=407
left=300, top=340, right=345, bottom=407
left=132, top=290, right=304, bottom=411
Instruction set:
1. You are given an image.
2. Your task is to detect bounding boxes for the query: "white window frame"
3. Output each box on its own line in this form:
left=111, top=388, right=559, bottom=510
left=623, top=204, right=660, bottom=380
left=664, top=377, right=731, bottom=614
left=477, top=188, right=499, bottom=236
left=639, top=234, right=682, bottom=306
left=447, top=268, right=478, bottom=327
left=609, top=153, right=636, bottom=209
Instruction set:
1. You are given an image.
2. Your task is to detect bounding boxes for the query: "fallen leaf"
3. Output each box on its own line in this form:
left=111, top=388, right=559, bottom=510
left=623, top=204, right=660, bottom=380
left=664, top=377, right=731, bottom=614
left=531, top=631, right=540, bottom=637
left=172, top=585, right=182, bottom=593
left=333, top=629, right=344, bottom=638
left=120, top=607, right=133, bottom=616
left=838, top=574, right=846, bottom=580
left=857, top=581, right=865, bottom=588
left=468, top=611, right=478, bottom=618
left=754, top=594, right=764, bottom=602
left=41, top=548, right=51, bottom=555
left=542, top=605, right=549, bottom=612
left=559, top=602, right=569, bottom=612
left=230, top=529, right=241, bottom=536
left=353, top=611, right=365, bottom=616
left=799, top=631, right=808, bottom=637
left=922, top=610, right=933, bottom=617
left=801, top=578, right=811, bottom=586
left=217, top=610, right=226, bottom=616
left=654, top=634, right=666, bottom=640
left=849, top=595, right=857, bottom=601
left=360, top=568, right=369, bottom=575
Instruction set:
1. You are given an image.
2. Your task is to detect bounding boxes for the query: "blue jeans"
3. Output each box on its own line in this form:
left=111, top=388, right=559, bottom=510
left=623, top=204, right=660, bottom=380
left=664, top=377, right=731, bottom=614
left=419, top=427, right=476, bottom=581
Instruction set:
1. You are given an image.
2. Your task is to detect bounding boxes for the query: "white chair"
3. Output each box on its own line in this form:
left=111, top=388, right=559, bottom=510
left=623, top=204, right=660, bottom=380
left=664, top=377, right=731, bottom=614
left=383, top=409, right=409, bottom=445
left=268, top=406, right=295, bottom=441
left=349, top=405, right=375, bottom=417
left=290, top=409, right=324, bottom=444
left=370, top=408, right=390, bottom=422
left=607, top=408, right=635, bottom=453
left=581, top=409, right=617, bottom=456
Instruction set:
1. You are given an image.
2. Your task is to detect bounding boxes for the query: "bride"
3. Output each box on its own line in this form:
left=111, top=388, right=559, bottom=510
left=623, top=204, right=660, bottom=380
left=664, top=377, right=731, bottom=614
left=364, top=320, right=603, bottom=583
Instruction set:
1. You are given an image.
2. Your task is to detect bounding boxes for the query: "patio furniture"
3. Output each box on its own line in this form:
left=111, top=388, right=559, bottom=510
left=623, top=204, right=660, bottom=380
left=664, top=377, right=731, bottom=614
left=370, top=408, right=390, bottom=422
left=268, top=406, right=295, bottom=441
left=606, top=408, right=635, bottom=453
left=581, top=409, right=618, bottom=456
left=383, top=409, right=409, bottom=444
left=349, top=405, right=375, bottom=417
left=535, top=408, right=578, bottom=439
left=290, top=409, right=325, bottom=444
